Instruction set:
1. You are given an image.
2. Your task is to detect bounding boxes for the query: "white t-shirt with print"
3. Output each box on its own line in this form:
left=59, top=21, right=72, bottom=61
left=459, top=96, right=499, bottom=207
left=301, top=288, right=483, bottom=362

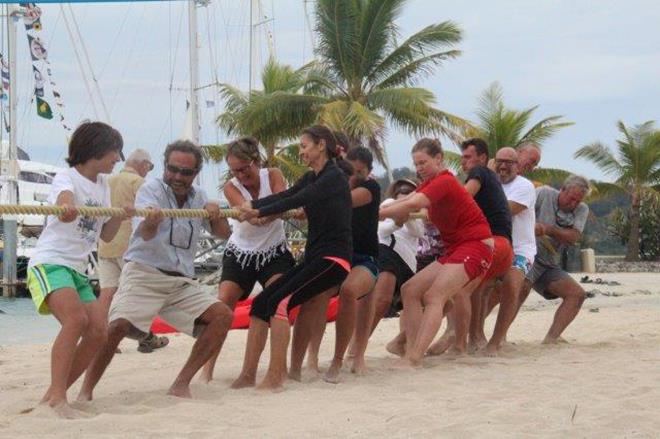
left=28, top=167, right=111, bottom=274
left=501, top=175, right=537, bottom=262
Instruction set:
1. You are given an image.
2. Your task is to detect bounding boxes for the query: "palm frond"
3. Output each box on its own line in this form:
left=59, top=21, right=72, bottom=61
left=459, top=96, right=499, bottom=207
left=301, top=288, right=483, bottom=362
left=314, top=0, right=361, bottom=87
left=201, top=143, right=229, bottom=164
left=574, top=142, right=623, bottom=177
left=358, top=0, right=404, bottom=80
left=526, top=167, right=572, bottom=187
left=367, top=21, right=462, bottom=87
left=372, top=50, right=461, bottom=90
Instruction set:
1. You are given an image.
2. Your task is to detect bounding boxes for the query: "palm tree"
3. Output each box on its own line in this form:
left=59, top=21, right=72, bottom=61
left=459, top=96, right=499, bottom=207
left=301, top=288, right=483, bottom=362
left=211, top=0, right=468, bottom=181
left=462, top=82, right=573, bottom=157
left=575, top=120, right=660, bottom=261
left=310, top=0, right=467, bottom=166
left=203, top=57, right=321, bottom=182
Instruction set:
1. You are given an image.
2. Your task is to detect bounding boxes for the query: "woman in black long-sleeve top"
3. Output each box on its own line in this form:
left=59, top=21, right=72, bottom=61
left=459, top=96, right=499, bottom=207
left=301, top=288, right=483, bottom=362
left=231, top=125, right=353, bottom=392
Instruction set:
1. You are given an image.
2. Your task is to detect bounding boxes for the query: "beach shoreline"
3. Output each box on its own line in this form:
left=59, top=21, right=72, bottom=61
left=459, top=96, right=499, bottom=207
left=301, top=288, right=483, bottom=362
left=1, top=272, right=659, bottom=437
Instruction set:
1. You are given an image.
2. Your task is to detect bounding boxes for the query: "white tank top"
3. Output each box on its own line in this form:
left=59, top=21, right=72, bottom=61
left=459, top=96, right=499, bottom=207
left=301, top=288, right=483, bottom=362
left=225, top=168, right=288, bottom=269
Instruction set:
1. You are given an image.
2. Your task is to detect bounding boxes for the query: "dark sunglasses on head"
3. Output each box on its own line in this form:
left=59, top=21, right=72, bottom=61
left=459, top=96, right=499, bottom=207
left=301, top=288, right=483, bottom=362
left=166, top=164, right=198, bottom=176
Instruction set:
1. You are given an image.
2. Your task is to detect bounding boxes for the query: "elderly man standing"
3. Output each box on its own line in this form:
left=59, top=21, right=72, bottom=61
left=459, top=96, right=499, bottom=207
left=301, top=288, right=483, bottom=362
left=520, top=175, right=589, bottom=344
left=96, top=148, right=167, bottom=353
left=79, top=140, right=233, bottom=400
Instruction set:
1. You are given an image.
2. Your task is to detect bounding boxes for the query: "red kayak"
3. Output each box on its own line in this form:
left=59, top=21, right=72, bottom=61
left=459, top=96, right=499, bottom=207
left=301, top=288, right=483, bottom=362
left=151, top=296, right=340, bottom=334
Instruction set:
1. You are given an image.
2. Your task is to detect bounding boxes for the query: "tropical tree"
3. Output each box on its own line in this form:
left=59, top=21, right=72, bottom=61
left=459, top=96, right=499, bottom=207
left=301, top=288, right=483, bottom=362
left=574, top=120, right=660, bottom=261
left=211, top=0, right=469, bottom=182
left=203, top=57, right=320, bottom=182
left=461, top=82, right=573, bottom=157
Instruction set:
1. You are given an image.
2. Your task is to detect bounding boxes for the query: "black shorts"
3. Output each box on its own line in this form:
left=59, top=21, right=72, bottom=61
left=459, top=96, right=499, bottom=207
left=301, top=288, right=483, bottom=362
left=220, top=249, right=296, bottom=300
left=378, top=244, right=415, bottom=311
left=352, top=252, right=379, bottom=278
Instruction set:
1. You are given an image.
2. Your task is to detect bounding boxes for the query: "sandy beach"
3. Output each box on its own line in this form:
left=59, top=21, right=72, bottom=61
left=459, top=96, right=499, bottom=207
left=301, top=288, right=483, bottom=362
left=1, top=272, right=659, bottom=438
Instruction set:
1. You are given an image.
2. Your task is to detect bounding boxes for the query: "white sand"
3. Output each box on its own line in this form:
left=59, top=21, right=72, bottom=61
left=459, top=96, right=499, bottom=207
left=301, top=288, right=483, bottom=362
left=1, top=272, right=659, bottom=438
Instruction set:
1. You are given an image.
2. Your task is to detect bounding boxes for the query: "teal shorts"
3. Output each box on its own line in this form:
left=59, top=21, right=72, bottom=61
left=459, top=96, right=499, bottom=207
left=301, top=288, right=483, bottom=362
left=27, top=264, right=96, bottom=315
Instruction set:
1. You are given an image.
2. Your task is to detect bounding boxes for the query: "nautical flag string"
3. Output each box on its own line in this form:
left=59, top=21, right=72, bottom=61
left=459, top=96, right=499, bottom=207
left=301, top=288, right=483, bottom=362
left=20, top=3, right=71, bottom=131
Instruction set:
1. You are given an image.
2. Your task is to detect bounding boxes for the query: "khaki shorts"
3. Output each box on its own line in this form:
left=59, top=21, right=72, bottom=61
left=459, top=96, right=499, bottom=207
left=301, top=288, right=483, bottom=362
left=98, top=257, right=125, bottom=289
left=108, top=261, right=218, bottom=336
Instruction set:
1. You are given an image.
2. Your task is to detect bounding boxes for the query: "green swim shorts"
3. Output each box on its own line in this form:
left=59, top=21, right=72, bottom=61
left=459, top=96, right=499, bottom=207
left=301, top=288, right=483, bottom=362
left=27, top=264, right=96, bottom=315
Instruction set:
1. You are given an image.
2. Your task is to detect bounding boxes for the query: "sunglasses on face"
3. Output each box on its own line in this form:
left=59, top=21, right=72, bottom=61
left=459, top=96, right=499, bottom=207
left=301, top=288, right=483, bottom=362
left=397, top=188, right=414, bottom=196
left=495, top=159, right=517, bottom=166
left=166, top=164, right=198, bottom=176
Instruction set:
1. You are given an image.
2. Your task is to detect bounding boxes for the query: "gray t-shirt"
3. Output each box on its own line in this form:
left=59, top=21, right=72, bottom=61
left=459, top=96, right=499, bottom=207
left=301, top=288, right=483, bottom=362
left=535, top=186, right=589, bottom=266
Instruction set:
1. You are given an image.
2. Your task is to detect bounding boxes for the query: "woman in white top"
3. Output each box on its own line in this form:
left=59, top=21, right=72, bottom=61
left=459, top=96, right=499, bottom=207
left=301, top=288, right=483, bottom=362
left=201, top=137, right=295, bottom=383
left=368, top=179, right=425, bottom=335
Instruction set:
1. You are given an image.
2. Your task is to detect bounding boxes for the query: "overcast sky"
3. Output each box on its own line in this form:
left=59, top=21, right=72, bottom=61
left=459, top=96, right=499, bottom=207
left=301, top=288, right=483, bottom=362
left=4, top=0, right=659, bottom=197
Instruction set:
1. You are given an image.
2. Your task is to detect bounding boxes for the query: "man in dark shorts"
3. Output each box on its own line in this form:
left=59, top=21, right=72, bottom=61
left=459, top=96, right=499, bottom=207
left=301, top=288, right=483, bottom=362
left=519, top=175, right=589, bottom=344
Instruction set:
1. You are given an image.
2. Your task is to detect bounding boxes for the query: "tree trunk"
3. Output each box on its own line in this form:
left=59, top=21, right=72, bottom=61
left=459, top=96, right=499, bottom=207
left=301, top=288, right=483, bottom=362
left=265, top=143, right=276, bottom=167
left=625, top=190, right=641, bottom=262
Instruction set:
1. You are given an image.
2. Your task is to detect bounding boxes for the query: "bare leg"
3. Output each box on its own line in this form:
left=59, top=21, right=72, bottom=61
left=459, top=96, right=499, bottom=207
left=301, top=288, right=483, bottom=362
left=426, top=308, right=454, bottom=356
left=468, top=281, right=492, bottom=352
left=289, top=290, right=332, bottom=380
left=78, top=318, right=133, bottom=402
left=41, top=289, right=89, bottom=417
left=231, top=317, right=269, bottom=389
left=542, top=278, right=586, bottom=344
left=486, top=269, right=523, bottom=356
left=200, top=281, right=245, bottom=383
left=351, top=289, right=374, bottom=376
left=257, top=317, right=291, bottom=392
left=369, top=272, right=397, bottom=335
left=393, top=262, right=441, bottom=359
left=325, top=268, right=374, bottom=383
left=449, top=291, right=471, bottom=355
left=168, top=302, right=233, bottom=398
left=402, top=264, right=483, bottom=367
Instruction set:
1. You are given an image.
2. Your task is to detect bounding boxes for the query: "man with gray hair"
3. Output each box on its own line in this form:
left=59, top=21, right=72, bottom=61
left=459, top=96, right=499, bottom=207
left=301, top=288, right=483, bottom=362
left=96, top=148, right=166, bottom=353
left=519, top=174, right=589, bottom=344
left=516, top=142, right=542, bottom=175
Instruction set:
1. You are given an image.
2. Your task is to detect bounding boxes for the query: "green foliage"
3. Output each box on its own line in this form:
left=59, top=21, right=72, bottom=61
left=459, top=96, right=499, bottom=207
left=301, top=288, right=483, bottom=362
left=461, top=82, right=573, bottom=157
left=575, top=120, right=660, bottom=260
left=607, top=192, right=660, bottom=261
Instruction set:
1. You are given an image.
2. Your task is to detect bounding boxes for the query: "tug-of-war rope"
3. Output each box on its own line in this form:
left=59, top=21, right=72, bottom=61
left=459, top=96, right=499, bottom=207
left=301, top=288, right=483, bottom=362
left=0, top=205, right=556, bottom=254
left=0, top=204, right=429, bottom=221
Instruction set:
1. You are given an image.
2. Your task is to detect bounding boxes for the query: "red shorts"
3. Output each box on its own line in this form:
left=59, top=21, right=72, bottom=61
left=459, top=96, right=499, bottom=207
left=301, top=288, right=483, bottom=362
left=438, top=240, right=494, bottom=281
left=482, top=235, right=513, bottom=282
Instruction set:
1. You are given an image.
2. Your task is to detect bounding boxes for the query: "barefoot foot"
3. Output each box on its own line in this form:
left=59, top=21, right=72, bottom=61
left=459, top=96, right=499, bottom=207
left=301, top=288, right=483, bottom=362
left=323, top=359, right=343, bottom=384
left=167, top=382, right=192, bottom=399
left=386, top=339, right=405, bottom=357
left=350, top=357, right=368, bottom=376
left=426, top=335, right=455, bottom=356
left=256, top=372, right=285, bottom=392
left=230, top=374, right=256, bottom=389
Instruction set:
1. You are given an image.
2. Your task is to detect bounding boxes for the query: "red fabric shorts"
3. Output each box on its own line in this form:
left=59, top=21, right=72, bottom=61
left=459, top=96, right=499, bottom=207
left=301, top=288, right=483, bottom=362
left=438, top=240, right=494, bottom=281
left=482, top=235, right=514, bottom=282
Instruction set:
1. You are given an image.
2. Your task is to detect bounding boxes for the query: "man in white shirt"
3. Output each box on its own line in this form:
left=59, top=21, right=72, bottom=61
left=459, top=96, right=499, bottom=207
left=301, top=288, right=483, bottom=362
left=484, top=147, right=537, bottom=356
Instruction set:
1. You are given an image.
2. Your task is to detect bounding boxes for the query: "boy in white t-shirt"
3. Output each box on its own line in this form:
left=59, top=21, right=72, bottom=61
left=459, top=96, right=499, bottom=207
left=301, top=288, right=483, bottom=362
left=26, top=121, right=129, bottom=418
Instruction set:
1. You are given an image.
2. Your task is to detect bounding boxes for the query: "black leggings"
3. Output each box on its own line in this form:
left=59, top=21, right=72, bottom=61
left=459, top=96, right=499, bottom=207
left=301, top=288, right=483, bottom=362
left=250, top=256, right=349, bottom=322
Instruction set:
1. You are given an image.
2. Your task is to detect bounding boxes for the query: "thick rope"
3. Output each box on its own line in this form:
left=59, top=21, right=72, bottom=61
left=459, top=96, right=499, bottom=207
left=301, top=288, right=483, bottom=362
left=0, top=204, right=428, bottom=221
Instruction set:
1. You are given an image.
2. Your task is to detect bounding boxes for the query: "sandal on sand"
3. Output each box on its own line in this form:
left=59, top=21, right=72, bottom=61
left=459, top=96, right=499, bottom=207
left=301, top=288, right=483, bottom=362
left=580, top=276, right=593, bottom=284
left=138, top=332, right=170, bottom=353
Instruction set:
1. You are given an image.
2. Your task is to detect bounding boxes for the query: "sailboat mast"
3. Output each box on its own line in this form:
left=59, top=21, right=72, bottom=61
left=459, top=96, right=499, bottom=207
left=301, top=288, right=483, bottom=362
left=2, top=5, right=18, bottom=297
left=188, top=0, right=200, bottom=145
